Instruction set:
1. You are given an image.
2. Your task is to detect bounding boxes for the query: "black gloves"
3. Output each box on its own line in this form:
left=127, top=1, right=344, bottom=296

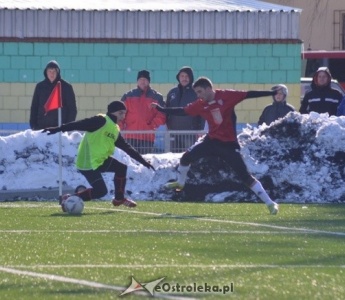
left=143, top=161, right=155, bottom=171
left=42, top=127, right=62, bottom=135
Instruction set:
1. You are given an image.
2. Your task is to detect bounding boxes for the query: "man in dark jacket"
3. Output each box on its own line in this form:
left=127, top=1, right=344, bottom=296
left=299, top=67, right=343, bottom=116
left=30, top=60, right=77, bottom=130
left=166, top=66, right=204, bottom=152
left=258, top=84, right=295, bottom=126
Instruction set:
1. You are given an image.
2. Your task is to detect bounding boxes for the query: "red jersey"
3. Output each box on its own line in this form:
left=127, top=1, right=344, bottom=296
left=184, top=89, right=248, bottom=142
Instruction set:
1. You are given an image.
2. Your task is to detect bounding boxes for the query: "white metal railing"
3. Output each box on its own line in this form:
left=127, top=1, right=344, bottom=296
left=122, top=130, right=207, bottom=153
left=0, top=128, right=207, bottom=154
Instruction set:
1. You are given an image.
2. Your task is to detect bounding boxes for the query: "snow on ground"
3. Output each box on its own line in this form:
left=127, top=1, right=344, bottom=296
left=1, top=112, right=345, bottom=203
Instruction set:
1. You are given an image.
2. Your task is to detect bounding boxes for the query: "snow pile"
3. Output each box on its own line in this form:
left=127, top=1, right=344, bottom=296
left=1, top=112, right=345, bottom=203
left=238, top=112, right=345, bottom=203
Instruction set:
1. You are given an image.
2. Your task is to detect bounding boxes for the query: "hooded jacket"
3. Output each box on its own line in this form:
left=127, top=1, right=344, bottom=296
left=299, top=67, right=343, bottom=116
left=120, top=86, right=166, bottom=142
left=258, top=84, right=295, bottom=126
left=30, top=60, right=77, bottom=130
left=166, top=67, right=204, bottom=130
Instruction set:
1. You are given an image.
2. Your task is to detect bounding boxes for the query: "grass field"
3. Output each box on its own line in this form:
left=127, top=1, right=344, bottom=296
left=0, top=201, right=345, bottom=300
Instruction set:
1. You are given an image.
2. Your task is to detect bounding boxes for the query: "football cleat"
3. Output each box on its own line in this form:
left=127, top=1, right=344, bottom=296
left=267, top=202, right=279, bottom=215
left=112, top=198, right=137, bottom=208
left=164, top=181, right=184, bottom=191
left=60, top=193, right=71, bottom=212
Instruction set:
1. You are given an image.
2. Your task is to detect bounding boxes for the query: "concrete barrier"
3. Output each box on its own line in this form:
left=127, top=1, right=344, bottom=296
left=0, top=186, right=75, bottom=201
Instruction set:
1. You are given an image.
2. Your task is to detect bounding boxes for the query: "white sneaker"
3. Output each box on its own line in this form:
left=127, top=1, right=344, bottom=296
left=267, top=202, right=279, bottom=215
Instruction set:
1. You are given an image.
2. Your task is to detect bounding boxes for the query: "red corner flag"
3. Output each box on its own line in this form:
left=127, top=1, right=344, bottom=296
left=44, top=81, right=62, bottom=114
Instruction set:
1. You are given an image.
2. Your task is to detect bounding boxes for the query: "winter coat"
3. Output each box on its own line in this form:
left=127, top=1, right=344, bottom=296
left=166, top=67, right=204, bottom=130
left=120, top=87, right=166, bottom=142
left=299, top=67, right=343, bottom=116
left=258, top=101, right=295, bottom=126
left=30, top=61, right=77, bottom=130
left=336, top=95, right=345, bottom=116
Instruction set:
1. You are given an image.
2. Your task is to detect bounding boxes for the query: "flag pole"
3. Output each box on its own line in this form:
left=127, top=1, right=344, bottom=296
left=44, top=81, right=63, bottom=204
left=58, top=107, right=63, bottom=201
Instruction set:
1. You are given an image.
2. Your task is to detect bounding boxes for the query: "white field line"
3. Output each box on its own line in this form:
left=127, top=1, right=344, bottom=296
left=0, top=266, right=195, bottom=300
left=2, top=203, right=345, bottom=237
left=106, top=208, right=345, bottom=237
left=6, top=264, right=345, bottom=269
left=0, top=229, right=323, bottom=234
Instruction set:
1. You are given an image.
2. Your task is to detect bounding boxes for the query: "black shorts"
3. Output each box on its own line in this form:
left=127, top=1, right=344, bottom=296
left=180, top=136, right=254, bottom=185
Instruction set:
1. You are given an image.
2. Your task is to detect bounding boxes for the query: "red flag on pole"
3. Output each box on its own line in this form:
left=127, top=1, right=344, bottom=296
left=44, top=81, right=62, bottom=114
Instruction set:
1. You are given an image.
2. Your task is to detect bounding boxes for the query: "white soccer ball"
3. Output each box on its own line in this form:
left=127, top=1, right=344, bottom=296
left=62, top=195, right=84, bottom=215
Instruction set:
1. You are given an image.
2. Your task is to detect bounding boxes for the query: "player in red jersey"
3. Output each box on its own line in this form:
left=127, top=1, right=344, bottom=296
left=152, top=76, right=279, bottom=215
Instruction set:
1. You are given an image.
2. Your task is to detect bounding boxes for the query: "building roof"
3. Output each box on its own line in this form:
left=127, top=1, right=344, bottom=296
left=0, top=0, right=301, bottom=12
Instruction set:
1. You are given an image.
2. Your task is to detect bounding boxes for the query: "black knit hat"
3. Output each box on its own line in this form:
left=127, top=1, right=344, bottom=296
left=107, top=101, right=126, bottom=113
left=137, top=70, right=151, bottom=82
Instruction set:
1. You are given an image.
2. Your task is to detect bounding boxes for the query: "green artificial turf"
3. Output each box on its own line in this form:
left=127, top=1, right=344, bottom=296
left=0, top=201, right=344, bottom=300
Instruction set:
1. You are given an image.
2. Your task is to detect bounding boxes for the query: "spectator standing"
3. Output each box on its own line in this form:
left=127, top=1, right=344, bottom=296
left=120, top=70, right=166, bottom=154
left=166, top=66, right=204, bottom=152
left=152, top=76, right=279, bottom=215
left=258, top=84, right=295, bottom=126
left=30, top=60, right=77, bottom=130
left=299, top=67, right=342, bottom=116
left=42, top=101, right=154, bottom=208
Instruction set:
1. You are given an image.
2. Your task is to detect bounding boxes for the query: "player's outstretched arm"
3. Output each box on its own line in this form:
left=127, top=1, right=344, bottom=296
left=42, top=127, right=62, bottom=135
left=150, top=103, right=186, bottom=116
left=115, top=134, right=155, bottom=171
left=246, top=90, right=277, bottom=99
left=42, top=116, right=106, bottom=135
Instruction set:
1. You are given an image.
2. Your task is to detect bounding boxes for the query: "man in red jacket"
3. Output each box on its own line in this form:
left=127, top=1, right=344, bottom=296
left=120, top=70, right=166, bottom=154
left=152, top=76, right=279, bottom=215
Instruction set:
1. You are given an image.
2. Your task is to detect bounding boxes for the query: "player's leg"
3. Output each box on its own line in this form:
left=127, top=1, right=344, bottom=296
left=219, top=142, right=279, bottom=215
left=97, top=157, right=136, bottom=208
left=166, top=136, right=212, bottom=190
left=60, top=169, right=107, bottom=208
left=77, top=169, right=108, bottom=200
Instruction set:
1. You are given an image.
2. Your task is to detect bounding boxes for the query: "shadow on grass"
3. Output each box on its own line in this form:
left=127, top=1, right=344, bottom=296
left=49, top=210, right=130, bottom=217
left=49, top=212, right=83, bottom=217
left=150, top=213, right=207, bottom=220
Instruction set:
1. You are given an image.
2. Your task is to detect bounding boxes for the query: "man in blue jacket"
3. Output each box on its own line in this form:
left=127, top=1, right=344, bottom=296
left=299, top=67, right=342, bottom=116
left=258, top=84, right=295, bottom=126
left=166, top=66, right=204, bottom=152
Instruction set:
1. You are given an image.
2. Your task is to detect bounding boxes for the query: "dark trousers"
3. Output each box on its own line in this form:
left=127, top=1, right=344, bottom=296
left=77, top=157, right=127, bottom=201
left=180, top=136, right=255, bottom=186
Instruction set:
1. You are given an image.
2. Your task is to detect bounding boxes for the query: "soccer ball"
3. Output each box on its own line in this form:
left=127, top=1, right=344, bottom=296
left=62, top=195, right=84, bottom=215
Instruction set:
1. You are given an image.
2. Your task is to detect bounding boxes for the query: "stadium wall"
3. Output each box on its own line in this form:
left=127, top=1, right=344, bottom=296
left=0, top=41, right=301, bottom=131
